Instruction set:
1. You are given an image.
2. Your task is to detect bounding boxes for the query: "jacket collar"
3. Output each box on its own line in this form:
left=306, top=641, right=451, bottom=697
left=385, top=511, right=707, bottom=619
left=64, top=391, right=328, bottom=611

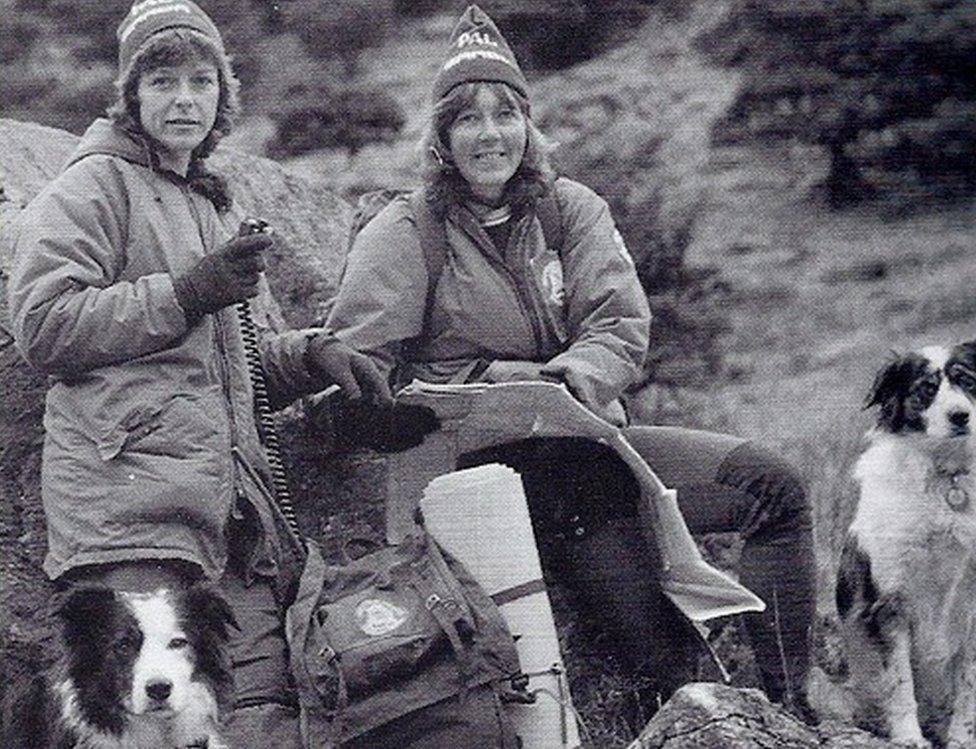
left=64, top=119, right=155, bottom=170
left=65, top=119, right=192, bottom=179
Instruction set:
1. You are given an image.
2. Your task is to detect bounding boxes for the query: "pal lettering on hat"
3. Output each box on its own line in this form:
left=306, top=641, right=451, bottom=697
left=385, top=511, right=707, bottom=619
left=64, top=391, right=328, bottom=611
left=432, top=4, right=529, bottom=102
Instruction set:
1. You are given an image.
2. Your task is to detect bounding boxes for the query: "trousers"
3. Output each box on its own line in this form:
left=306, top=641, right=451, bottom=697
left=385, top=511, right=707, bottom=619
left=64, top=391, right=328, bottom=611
left=458, top=427, right=816, bottom=709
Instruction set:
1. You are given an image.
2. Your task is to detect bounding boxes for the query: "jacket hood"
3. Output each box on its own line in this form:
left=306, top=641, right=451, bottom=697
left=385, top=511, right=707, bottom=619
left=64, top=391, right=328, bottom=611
left=65, top=118, right=154, bottom=172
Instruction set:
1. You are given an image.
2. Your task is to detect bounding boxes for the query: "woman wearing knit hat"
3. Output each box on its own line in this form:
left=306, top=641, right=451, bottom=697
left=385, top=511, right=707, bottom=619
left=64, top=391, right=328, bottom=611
left=327, top=3, right=816, bottom=733
left=8, top=1, right=435, bottom=745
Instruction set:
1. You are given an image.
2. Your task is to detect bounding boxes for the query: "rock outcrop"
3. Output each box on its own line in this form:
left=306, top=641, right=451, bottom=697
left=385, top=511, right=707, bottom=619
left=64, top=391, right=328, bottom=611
left=633, top=682, right=898, bottom=748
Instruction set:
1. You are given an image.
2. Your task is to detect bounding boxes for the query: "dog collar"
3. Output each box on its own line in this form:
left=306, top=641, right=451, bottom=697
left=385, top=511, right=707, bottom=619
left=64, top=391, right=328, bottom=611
left=944, top=470, right=970, bottom=511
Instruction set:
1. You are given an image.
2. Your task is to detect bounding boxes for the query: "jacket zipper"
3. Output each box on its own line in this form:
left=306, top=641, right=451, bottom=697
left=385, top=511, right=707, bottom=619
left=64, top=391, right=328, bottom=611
left=455, top=211, right=547, bottom=356
left=506, top=216, right=551, bottom=356
left=182, top=184, right=240, bottom=452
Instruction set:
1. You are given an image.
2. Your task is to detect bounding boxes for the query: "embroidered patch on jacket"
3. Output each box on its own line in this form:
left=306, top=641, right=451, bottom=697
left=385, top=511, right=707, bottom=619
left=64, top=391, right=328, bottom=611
left=541, top=259, right=565, bottom=305
left=355, top=599, right=409, bottom=636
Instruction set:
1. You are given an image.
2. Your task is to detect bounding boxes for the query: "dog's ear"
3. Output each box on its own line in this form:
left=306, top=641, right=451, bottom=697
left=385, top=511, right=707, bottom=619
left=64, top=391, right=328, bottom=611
left=54, top=584, right=117, bottom=647
left=864, top=353, right=928, bottom=431
left=182, top=584, right=238, bottom=641
left=952, top=340, right=976, bottom=369
left=181, top=584, right=237, bottom=715
left=865, top=354, right=910, bottom=410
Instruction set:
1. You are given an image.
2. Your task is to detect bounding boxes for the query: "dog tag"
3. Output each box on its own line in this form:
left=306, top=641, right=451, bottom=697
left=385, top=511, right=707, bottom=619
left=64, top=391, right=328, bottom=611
left=946, top=486, right=970, bottom=511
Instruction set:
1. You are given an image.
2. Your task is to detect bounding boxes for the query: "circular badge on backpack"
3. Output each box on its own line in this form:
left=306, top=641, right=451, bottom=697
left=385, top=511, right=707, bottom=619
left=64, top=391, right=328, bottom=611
left=355, top=598, right=409, bottom=636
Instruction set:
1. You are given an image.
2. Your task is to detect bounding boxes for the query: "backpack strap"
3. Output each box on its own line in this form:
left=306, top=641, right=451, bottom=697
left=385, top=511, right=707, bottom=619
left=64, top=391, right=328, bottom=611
left=534, top=187, right=564, bottom=256
left=402, top=190, right=449, bottom=364
left=408, top=189, right=448, bottom=311
left=285, top=538, right=343, bottom=748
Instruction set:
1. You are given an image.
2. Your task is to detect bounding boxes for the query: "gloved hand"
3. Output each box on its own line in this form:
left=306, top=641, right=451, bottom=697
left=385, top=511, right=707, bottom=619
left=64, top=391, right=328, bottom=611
left=172, top=232, right=273, bottom=321
left=304, top=332, right=392, bottom=403
left=332, top=399, right=441, bottom=453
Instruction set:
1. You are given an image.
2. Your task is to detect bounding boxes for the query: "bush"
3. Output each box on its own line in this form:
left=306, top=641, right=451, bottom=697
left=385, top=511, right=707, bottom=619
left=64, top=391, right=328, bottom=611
left=701, top=0, right=976, bottom=207
left=41, top=70, right=116, bottom=135
left=267, top=86, right=406, bottom=158
left=0, top=15, right=43, bottom=64
left=482, top=0, right=655, bottom=71
left=27, top=0, right=131, bottom=63
left=0, top=72, right=58, bottom=109
left=279, top=0, right=395, bottom=74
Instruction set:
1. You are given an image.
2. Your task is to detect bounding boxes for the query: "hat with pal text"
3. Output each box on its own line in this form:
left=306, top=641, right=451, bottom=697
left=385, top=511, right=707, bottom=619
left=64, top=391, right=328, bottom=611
left=432, top=4, right=528, bottom=102
left=117, top=0, right=224, bottom=74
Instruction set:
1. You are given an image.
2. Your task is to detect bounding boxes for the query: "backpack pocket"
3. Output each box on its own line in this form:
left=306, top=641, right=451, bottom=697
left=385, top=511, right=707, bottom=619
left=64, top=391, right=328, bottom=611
left=310, top=574, right=459, bottom=700
left=288, top=535, right=520, bottom=746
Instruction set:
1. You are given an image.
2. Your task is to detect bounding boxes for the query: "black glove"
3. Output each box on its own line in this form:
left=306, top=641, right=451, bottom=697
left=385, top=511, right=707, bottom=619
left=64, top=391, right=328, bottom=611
left=332, top=399, right=441, bottom=453
left=304, top=332, right=393, bottom=403
left=172, top=232, right=273, bottom=321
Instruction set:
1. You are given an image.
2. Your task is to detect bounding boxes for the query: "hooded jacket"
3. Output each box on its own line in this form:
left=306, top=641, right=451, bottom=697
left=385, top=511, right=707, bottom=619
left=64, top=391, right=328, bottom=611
left=326, top=178, right=651, bottom=424
left=9, top=119, right=318, bottom=580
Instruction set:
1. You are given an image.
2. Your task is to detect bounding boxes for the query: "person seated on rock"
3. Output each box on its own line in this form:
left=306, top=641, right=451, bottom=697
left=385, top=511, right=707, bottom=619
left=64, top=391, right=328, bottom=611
left=325, top=3, right=817, bottom=729
left=8, top=2, right=435, bottom=745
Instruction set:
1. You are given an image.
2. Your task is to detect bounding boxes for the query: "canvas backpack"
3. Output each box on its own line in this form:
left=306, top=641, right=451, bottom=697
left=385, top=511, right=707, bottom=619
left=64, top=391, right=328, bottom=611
left=285, top=533, right=525, bottom=748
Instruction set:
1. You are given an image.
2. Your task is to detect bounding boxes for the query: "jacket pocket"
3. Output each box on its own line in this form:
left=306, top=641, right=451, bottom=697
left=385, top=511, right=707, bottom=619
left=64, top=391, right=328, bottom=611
left=94, top=392, right=220, bottom=461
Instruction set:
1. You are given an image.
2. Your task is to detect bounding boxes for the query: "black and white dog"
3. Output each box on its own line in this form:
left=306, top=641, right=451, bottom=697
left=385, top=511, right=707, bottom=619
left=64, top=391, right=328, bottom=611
left=2, top=584, right=236, bottom=748
left=837, top=342, right=976, bottom=748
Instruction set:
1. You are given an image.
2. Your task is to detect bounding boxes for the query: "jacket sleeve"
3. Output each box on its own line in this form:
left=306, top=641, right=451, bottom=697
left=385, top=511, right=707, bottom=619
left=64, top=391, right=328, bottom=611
left=540, top=180, right=651, bottom=413
left=9, top=158, right=189, bottom=377
left=323, top=200, right=430, bottom=383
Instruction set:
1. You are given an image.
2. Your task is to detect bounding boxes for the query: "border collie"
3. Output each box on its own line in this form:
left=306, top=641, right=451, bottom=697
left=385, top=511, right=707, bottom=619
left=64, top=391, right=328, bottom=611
left=2, top=584, right=236, bottom=748
left=837, top=342, right=976, bottom=748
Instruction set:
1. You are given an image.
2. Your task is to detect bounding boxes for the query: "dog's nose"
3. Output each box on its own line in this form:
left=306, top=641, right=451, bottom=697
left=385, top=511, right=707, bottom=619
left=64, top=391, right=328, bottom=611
left=949, top=411, right=970, bottom=428
left=145, top=679, right=173, bottom=702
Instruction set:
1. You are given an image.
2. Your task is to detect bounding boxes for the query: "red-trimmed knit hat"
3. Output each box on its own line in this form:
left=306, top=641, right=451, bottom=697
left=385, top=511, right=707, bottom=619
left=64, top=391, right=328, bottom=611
left=432, top=4, right=528, bottom=103
left=117, top=0, right=224, bottom=74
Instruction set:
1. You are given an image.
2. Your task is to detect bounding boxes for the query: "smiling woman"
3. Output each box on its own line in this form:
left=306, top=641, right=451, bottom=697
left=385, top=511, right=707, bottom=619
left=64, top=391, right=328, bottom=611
left=448, top=86, right=527, bottom=203
left=325, top=5, right=819, bottom=736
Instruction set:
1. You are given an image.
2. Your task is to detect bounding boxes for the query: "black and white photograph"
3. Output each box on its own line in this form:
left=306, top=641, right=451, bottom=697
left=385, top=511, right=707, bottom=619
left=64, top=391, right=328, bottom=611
left=1, top=1, right=974, bottom=746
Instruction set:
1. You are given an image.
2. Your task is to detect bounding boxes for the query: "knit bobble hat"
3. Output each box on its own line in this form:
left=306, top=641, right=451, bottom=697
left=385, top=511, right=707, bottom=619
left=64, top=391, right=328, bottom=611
left=432, top=4, right=528, bottom=103
left=117, top=0, right=224, bottom=74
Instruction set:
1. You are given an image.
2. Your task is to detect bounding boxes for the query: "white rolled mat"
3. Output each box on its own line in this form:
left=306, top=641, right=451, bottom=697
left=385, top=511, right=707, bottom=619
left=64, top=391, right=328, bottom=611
left=420, top=463, right=581, bottom=749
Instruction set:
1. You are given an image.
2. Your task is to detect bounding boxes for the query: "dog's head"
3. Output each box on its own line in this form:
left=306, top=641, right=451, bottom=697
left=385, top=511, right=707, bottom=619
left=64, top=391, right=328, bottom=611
left=865, top=342, right=976, bottom=439
left=56, top=583, right=236, bottom=736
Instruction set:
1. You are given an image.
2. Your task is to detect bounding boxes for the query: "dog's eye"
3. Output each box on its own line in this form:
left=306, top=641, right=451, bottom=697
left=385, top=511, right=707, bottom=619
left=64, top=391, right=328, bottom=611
left=114, top=637, right=136, bottom=655
left=168, top=637, right=189, bottom=649
left=914, top=381, right=939, bottom=401
left=957, top=373, right=976, bottom=392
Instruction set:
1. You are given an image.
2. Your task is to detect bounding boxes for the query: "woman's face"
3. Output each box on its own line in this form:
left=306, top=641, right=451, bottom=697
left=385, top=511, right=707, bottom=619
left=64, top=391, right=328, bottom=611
left=137, top=58, right=219, bottom=170
left=448, top=85, right=527, bottom=204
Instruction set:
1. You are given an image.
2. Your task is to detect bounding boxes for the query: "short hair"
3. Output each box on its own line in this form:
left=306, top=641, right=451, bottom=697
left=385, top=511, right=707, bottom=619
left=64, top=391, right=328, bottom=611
left=419, top=81, right=555, bottom=216
left=107, top=29, right=240, bottom=211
